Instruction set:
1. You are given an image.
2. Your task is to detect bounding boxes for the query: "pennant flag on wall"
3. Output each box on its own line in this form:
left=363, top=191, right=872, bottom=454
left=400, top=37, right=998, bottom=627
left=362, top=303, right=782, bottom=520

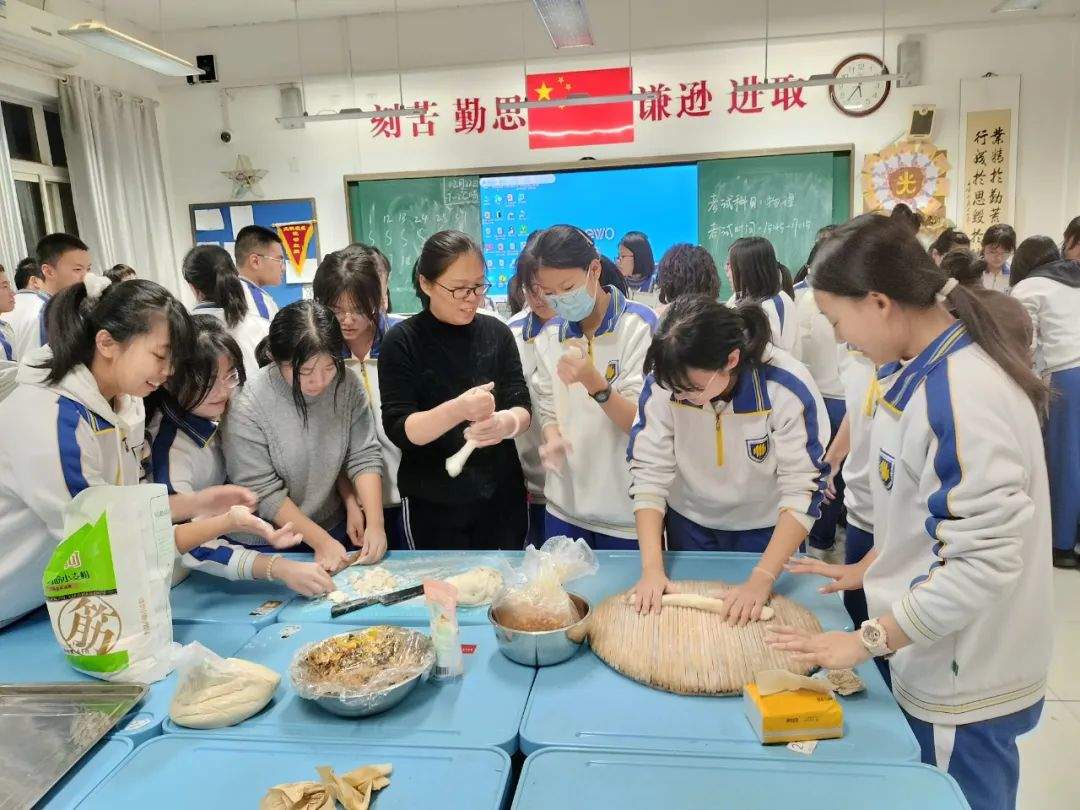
left=526, top=67, right=634, bottom=150
left=275, top=221, right=316, bottom=277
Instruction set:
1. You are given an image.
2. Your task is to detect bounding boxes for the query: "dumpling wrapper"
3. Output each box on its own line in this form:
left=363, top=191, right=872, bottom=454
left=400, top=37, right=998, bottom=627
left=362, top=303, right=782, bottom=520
left=259, top=782, right=334, bottom=810
left=261, top=763, right=391, bottom=810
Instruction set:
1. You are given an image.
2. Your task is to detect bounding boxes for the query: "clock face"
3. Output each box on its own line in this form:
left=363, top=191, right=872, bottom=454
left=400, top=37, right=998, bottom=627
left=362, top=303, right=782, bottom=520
left=830, top=53, right=891, bottom=117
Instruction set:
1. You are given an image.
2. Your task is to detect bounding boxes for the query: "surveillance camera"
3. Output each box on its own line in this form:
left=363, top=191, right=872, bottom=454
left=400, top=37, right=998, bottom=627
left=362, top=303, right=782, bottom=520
left=220, top=130, right=232, bottom=144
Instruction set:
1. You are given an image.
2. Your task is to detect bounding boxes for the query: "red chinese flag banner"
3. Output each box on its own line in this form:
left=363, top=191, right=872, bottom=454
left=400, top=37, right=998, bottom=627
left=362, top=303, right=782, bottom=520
left=526, top=67, right=634, bottom=150
left=275, top=222, right=315, bottom=277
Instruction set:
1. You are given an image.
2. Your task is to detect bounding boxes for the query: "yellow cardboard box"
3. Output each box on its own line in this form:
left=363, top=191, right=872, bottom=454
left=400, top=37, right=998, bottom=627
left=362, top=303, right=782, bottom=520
left=743, top=682, right=844, bottom=744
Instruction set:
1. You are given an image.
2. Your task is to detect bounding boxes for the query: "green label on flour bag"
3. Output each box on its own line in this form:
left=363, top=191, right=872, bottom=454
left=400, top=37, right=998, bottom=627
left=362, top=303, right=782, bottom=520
left=43, top=512, right=129, bottom=673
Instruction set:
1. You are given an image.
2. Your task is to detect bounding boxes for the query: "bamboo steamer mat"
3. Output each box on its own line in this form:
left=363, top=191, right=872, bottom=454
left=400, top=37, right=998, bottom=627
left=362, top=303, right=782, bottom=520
left=588, top=580, right=823, bottom=696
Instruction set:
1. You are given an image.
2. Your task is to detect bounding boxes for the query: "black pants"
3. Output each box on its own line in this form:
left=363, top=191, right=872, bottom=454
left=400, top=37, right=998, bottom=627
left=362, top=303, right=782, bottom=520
left=400, top=479, right=528, bottom=551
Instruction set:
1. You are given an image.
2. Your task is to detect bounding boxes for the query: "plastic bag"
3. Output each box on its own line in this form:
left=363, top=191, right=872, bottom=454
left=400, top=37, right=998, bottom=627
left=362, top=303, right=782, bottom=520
left=43, top=484, right=179, bottom=683
left=169, top=641, right=280, bottom=729
left=424, top=580, right=463, bottom=680
left=290, top=627, right=435, bottom=710
left=492, top=536, right=597, bottom=631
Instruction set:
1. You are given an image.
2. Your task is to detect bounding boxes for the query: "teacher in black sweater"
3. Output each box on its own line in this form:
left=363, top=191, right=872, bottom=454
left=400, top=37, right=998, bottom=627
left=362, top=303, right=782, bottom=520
left=378, top=230, right=532, bottom=550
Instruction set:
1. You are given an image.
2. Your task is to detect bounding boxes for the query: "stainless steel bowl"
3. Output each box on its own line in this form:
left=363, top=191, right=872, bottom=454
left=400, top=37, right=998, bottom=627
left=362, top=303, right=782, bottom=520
left=294, top=627, right=435, bottom=718
left=488, top=593, right=591, bottom=667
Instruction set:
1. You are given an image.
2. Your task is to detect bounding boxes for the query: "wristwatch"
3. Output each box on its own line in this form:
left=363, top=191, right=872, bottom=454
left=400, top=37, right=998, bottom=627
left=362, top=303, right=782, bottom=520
left=590, top=383, right=613, bottom=404
left=859, top=618, right=894, bottom=659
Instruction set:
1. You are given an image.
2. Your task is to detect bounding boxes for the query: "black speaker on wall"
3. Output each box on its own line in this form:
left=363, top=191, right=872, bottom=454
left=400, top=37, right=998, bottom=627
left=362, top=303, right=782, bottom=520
left=186, top=54, right=218, bottom=85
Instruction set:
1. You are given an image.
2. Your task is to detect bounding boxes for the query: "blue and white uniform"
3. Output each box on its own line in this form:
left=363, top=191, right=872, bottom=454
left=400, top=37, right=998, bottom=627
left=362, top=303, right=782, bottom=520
left=191, top=302, right=269, bottom=381
left=1010, top=259, right=1080, bottom=553
left=0, top=318, right=14, bottom=362
left=982, top=263, right=1010, bottom=293
left=0, top=351, right=145, bottom=627
left=5, top=289, right=50, bottom=360
left=794, top=286, right=846, bottom=550
left=344, top=313, right=407, bottom=549
left=759, top=290, right=799, bottom=355
left=865, top=321, right=1051, bottom=810
left=628, top=345, right=829, bottom=553
left=533, top=286, right=657, bottom=547
left=146, top=400, right=260, bottom=581
left=507, top=307, right=549, bottom=547
left=836, top=344, right=877, bottom=626
left=239, top=277, right=279, bottom=322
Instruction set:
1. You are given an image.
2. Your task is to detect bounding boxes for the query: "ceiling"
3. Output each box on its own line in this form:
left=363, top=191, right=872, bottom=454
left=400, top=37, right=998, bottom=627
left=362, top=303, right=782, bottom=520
left=50, top=0, right=1080, bottom=36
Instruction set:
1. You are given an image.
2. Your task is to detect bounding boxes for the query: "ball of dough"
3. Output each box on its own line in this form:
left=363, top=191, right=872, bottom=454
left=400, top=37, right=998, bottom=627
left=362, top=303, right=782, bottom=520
left=170, top=657, right=280, bottom=729
left=445, top=566, right=503, bottom=606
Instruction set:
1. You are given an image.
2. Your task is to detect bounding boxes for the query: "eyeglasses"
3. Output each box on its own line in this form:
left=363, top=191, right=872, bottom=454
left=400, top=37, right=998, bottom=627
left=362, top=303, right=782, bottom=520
left=212, top=369, right=241, bottom=391
left=434, top=281, right=492, bottom=300
left=330, top=306, right=367, bottom=321
left=256, top=254, right=287, bottom=266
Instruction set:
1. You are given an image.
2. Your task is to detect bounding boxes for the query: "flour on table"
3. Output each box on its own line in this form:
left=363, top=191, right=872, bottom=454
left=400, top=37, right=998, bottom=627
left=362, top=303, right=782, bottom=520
left=345, top=566, right=400, bottom=596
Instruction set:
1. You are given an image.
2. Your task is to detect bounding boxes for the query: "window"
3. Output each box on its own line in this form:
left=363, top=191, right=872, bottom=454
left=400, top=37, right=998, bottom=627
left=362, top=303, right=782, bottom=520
left=2, top=97, right=78, bottom=250
left=43, top=110, right=67, bottom=168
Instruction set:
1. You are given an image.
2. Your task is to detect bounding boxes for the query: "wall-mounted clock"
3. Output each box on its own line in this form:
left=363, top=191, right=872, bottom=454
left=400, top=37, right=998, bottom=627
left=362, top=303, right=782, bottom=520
left=830, top=53, right=892, bottom=117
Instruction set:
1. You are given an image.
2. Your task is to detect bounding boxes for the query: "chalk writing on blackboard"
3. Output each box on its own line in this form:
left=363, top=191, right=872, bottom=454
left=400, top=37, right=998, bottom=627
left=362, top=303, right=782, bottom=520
left=444, top=176, right=480, bottom=206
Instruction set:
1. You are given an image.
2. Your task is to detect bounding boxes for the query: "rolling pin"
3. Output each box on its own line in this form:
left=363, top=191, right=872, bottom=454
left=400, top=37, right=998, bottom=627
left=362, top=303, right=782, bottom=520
left=445, top=439, right=477, bottom=478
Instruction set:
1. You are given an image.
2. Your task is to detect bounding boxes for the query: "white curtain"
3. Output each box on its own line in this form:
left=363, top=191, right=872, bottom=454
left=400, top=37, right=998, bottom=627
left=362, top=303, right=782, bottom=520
left=59, top=76, right=177, bottom=293
left=0, top=121, right=27, bottom=274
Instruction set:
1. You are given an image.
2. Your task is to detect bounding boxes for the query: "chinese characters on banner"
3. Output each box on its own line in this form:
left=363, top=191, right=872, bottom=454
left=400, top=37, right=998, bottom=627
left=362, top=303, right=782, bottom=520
left=275, top=220, right=317, bottom=283
left=962, top=109, right=1011, bottom=249
left=369, top=70, right=812, bottom=149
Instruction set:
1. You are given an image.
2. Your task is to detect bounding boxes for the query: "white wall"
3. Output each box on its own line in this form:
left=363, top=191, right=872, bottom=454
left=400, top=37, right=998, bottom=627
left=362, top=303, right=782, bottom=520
left=158, top=12, right=1080, bottom=263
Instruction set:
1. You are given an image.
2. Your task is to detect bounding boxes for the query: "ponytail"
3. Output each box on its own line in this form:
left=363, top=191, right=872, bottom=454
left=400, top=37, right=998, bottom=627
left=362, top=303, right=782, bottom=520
left=811, top=214, right=1049, bottom=412
left=182, top=244, right=249, bottom=328
left=40, top=277, right=194, bottom=386
left=645, top=295, right=769, bottom=393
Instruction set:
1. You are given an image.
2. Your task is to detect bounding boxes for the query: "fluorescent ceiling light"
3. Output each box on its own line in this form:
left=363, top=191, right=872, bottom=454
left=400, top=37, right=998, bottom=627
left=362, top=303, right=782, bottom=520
left=735, top=72, right=905, bottom=92
left=498, top=91, right=657, bottom=111
left=532, top=0, right=594, bottom=49
left=991, top=0, right=1042, bottom=11
left=276, top=107, right=424, bottom=125
left=58, top=20, right=200, bottom=77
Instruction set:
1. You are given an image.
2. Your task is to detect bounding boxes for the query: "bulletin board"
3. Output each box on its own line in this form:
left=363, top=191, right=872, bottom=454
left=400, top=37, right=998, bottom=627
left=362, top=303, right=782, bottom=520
left=188, top=197, right=320, bottom=310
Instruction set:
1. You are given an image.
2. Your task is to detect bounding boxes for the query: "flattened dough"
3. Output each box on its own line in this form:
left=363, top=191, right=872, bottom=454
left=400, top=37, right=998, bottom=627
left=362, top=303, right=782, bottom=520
left=170, top=657, right=280, bottom=729
left=345, top=566, right=399, bottom=596
left=327, top=590, right=349, bottom=605
left=445, top=566, right=503, bottom=606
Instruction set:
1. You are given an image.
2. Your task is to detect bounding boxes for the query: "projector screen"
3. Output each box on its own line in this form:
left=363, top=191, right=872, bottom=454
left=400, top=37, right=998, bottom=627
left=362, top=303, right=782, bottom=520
left=479, top=163, right=699, bottom=297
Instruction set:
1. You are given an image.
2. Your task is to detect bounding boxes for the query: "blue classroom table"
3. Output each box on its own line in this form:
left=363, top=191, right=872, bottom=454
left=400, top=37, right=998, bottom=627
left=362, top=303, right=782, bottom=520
left=0, top=610, right=255, bottom=745
left=75, top=735, right=512, bottom=810
left=169, top=570, right=295, bottom=627
left=518, top=553, right=920, bottom=763
left=40, top=738, right=133, bottom=809
left=511, top=748, right=970, bottom=810
left=163, top=621, right=535, bottom=752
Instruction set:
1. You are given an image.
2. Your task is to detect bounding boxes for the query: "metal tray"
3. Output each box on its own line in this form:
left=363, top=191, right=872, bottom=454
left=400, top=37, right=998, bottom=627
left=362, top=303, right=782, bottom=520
left=0, top=682, right=147, bottom=810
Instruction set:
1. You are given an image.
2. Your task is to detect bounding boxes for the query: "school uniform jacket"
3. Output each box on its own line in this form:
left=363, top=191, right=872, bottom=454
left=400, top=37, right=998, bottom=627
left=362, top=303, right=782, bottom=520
left=0, top=352, right=145, bottom=626
left=240, top=277, right=279, bottom=322
left=507, top=307, right=548, bottom=500
left=0, top=319, right=14, bottom=362
left=628, top=345, right=830, bottom=533
left=6, top=289, right=49, bottom=361
left=1010, top=260, right=1080, bottom=374
left=344, top=313, right=406, bottom=507
left=865, top=322, right=1051, bottom=725
left=836, top=345, right=877, bottom=533
left=147, top=403, right=259, bottom=581
left=759, top=290, right=799, bottom=356
left=794, top=288, right=844, bottom=399
left=533, top=286, right=657, bottom=538
left=191, top=303, right=270, bottom=381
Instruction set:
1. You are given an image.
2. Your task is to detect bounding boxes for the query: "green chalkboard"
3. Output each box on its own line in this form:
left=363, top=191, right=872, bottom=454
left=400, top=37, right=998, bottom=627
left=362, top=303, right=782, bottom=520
left=698, top=152, right=851, bottom=300
left=349, top=176, right=482, bottom=313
